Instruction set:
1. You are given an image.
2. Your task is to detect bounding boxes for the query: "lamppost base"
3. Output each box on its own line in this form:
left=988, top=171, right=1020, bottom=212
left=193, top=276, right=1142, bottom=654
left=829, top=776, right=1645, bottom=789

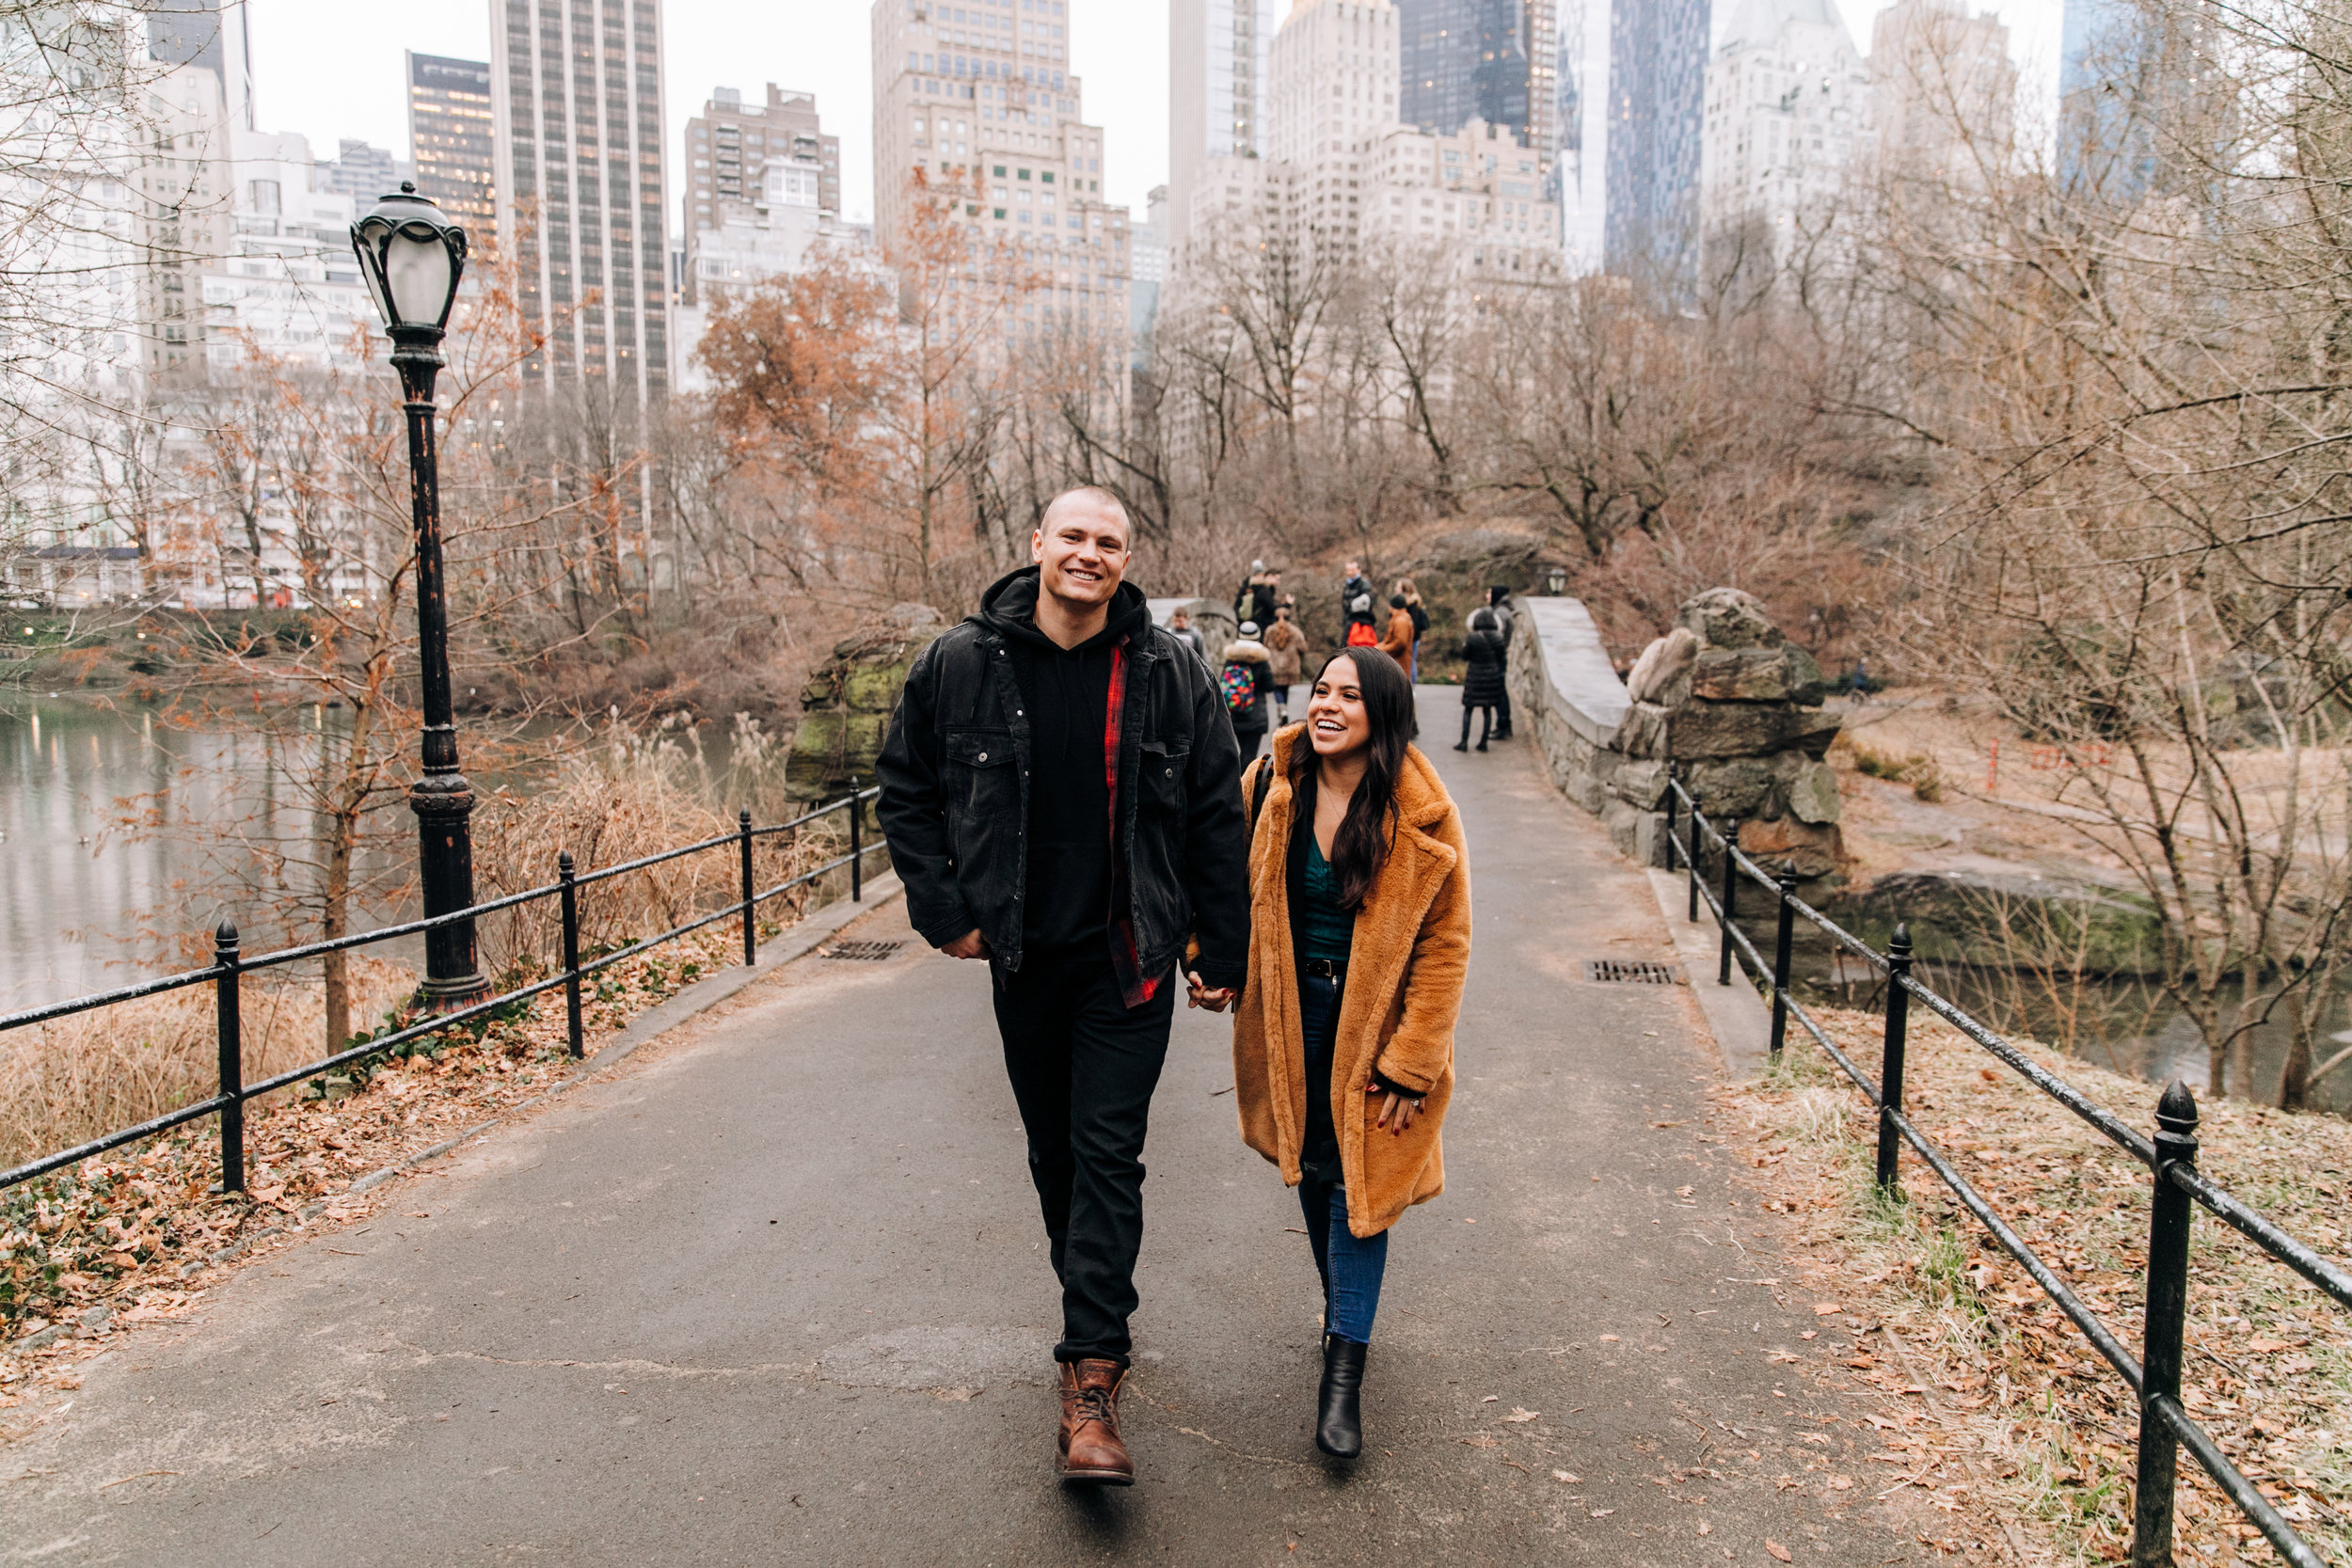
left=413, top=973, right=492, bottom=1014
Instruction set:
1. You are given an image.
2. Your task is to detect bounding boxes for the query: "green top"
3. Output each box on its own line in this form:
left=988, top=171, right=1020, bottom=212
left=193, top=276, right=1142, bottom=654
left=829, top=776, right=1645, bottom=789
left=1300, top=835, right=1356, bottom=962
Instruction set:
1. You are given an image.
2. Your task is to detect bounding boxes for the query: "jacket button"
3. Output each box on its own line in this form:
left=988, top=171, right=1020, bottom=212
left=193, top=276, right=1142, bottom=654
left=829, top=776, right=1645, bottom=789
left=977, top=752, right=989, bottom=762
left=1165, top=768, right=1174, bottom=778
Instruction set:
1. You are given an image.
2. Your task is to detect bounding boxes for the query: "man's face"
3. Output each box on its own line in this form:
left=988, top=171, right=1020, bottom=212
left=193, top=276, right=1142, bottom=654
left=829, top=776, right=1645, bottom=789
left=1032, top=495, right=1131, bottom=610
left=1344, top=562, right=1361, bottom=578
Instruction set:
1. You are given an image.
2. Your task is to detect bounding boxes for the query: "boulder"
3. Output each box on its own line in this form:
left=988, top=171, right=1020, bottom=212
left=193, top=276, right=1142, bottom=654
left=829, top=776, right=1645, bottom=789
left=1691, top=645, right=1825, bottom=706
left=1737, top=817, right=1846, bottom=880
left=787, top=606, right=947, bottom=804
left=1787, top=759, right=1842, bottom=825
left=1627, top=626, right=1699, bottom=705
left=1682, top=756, right=1773, bottom=818
left=1679, top=587, right=1783, bottom=651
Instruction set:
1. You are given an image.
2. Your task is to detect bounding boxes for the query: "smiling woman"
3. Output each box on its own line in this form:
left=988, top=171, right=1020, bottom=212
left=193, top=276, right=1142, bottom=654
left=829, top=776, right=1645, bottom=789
left=1228, top=647, right=1471, bottom=1462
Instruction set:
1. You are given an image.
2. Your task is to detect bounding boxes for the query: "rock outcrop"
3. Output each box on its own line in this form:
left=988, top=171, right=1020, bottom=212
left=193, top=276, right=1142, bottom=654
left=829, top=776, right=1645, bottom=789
left=1509, top=589, right=1847, bottom=879
left=787, top=603, right=946, bottom=809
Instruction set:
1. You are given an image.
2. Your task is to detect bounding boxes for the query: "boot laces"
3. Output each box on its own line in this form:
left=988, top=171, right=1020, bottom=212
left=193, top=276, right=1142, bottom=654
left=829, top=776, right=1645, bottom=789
left=1072, top=1385, right=1117, bottom=1428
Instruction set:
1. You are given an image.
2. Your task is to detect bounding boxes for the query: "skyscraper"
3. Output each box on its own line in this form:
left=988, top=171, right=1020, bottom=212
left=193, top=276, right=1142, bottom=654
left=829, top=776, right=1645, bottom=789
left=408, top=54, right=498, bottom=261
left=1699, top=0, right=1867, bottom=260
left=1604, top=0, right=1708, bottom=282
left=1555, top=0, right=1607, bottom=267
left=1872, top=0, right=2014, bottom=191
left=870, top=0, right=1132, bottom=345
left=490, top=0, right=672, bottom=406
left=680, top=87, right=854, bottom=309
left=1169, top=0, right=1278, bottom=245
left=1398, top=0, right=1557, bottom=167
left=146, top=0, right=254, bottom=134
left=2058, top=0, right=2172, bottom=198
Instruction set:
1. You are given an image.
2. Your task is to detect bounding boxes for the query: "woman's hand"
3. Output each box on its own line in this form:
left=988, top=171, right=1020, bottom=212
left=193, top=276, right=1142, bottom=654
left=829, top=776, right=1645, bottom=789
left=1368, top=1082, right=1424, bottom=1133
left=1186, top=971, right=1236, bottom=1013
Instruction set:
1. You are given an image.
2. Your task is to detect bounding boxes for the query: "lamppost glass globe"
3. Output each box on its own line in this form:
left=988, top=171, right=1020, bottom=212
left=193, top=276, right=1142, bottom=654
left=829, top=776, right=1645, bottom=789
left=348, top=182, right=467, bottom=335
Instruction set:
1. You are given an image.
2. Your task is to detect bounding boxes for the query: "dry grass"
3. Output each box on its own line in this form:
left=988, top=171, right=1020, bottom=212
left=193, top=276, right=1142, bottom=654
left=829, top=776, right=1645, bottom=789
left=1717, top=1007, right=2352, bottom=1565
left=0, top=958, right=414, bottom=1172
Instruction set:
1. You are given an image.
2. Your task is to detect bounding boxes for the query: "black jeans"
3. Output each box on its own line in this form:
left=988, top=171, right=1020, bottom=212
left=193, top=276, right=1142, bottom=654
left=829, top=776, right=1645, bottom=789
left=991, top=955, right=1178, bottom=1367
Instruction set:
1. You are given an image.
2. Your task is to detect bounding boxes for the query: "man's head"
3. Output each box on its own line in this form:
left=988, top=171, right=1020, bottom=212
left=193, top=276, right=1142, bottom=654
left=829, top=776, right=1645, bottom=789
left=1032, top=487, right=1132, bottom=612
left=1344, top=560, right=1361, bottom=578
left=1170, top=609, right=1191, bottom=628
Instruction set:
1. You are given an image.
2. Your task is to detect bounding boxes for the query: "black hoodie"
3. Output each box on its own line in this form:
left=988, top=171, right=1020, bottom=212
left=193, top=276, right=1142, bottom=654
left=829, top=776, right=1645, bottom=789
left=981, top=570, right=1153, bottom=960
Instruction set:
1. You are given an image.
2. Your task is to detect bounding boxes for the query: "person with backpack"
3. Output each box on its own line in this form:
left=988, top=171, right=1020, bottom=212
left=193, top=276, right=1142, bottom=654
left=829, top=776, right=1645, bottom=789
left=1485, top=587, right=1517, bottom=738
left=1222, top=620, right=1275, bottom=759
left=1457, top=608, right=1508, bottom=752
left=1235, top=562, right=1279, bottom=634
left=1375, top=594, right=1417, bottom=673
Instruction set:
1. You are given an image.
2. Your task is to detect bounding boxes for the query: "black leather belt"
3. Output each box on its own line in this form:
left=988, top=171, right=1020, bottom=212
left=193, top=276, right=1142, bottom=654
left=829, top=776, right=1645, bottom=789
left=1302, top=958, right=1348, bottom=979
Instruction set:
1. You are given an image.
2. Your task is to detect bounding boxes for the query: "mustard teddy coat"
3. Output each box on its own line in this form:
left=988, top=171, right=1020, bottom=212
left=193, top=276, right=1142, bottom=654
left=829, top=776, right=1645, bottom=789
left=1232, top=725, right=1471, bottom=1239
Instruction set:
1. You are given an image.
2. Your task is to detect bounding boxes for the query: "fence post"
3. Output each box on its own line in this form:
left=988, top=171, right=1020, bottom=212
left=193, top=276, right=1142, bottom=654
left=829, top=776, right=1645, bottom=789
left=558, top=851, right=584, bottom=1060
left=1875, top=923, right=1914, bottom=1193
left=213, top=921, right=244, bottom=1195
left=1718, top=820, right=1740, bottom=987
left=1770, top=860, right=1798, bottom=1058
left=849, top=777, right=864, bottom=903
left=1662, top=763, right=1678, bottom=871
left=1686, top=796, right=1702, bottom=924
left=739, top=808, right=756, bottom=967
left=2131, top=1080, right=2200, bottom=1568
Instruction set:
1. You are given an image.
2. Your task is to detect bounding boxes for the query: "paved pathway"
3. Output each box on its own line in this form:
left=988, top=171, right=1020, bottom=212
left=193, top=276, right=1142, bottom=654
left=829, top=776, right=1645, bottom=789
left=7, top=691, right=1939, bottom=1565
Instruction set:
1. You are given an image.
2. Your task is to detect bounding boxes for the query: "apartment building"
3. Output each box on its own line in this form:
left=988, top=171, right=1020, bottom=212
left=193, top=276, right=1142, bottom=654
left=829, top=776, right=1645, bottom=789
left=1699, top=0, right=1869, bottom=261
left=407, top=54, right=498, bottom=260
left=1871, top=0, right=2015, bottom=192
left=490, top=0, right=672, bottom=406
left=870, top=0, right=1132, bottom=346
left=681, top=86, right=846, bottom=308
left=1168, top=0, right=1279, bottom=245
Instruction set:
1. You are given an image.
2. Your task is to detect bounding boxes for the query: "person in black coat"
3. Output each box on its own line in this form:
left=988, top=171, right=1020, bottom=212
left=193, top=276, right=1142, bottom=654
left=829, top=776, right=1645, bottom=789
left=1456, top=608, right=1508, bottom=752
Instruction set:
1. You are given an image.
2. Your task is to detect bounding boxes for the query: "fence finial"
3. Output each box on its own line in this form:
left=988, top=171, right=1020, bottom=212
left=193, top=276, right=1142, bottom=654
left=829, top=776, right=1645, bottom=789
left=2156, top=1078, right=2199, bottom=1134
left=215, top=920, right=239, bottom=948
left=1890, top=922, right=1913, bottom=957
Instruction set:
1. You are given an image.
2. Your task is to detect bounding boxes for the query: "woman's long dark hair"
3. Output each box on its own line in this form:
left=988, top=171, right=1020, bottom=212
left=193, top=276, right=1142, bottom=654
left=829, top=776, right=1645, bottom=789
left=1288, top=649, right=1419, bottom=911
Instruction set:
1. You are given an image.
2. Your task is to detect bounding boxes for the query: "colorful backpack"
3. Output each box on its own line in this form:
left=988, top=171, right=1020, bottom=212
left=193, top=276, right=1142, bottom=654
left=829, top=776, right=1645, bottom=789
left=1220, top=660, right=1256, bottom=714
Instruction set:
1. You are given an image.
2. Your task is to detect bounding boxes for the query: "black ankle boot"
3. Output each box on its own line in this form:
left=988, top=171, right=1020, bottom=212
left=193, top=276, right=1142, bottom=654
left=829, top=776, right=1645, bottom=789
left=1316, top=1336, right=1367, bottom=1458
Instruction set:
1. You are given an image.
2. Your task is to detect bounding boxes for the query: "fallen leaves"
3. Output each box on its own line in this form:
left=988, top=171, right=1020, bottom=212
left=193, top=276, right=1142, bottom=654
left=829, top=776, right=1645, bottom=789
left=1499, top=1407, right=1540, bottom=1423
left=1766, top=1539, right=1792, bottom=1561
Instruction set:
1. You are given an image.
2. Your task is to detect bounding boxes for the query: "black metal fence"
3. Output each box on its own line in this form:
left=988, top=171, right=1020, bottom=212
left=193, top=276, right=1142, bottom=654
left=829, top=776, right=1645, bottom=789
left=0, top=786, right=883, bottom=1196
left=1665, top=769, right=2347, bottom=1568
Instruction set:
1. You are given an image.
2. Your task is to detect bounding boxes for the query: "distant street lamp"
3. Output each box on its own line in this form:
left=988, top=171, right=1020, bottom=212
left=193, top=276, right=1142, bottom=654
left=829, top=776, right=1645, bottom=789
left=351, top=182, right=485, bottom=1007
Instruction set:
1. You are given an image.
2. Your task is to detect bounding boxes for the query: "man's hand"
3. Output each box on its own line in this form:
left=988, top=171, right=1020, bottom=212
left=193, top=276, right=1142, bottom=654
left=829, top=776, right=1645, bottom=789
left=940, top=928, right=993, bottom=961
left=1186, top=971, right=1237, bottom=1013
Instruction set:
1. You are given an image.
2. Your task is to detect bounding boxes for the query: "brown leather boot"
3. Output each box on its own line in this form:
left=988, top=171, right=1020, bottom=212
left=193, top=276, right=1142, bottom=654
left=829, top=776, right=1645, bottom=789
left=1056, top=1359, right=1135, bottom=1485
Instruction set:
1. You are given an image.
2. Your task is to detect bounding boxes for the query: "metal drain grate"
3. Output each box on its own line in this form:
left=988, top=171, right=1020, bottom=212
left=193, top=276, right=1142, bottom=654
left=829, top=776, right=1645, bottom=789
left=1584, top=958, right=1680, bottom=985
left=821, top=941, right=906, bottom=962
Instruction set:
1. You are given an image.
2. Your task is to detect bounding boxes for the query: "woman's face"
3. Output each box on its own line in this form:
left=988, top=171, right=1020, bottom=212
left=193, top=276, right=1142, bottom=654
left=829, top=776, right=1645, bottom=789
left=1306, top=657, right=1374, bottom=762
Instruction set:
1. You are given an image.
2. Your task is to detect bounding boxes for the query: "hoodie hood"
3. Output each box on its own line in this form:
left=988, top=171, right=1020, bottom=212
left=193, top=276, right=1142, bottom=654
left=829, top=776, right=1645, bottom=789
left=976, top=565, right=1152, bottom=653
left=1221, top=639, right=1269, bottom=664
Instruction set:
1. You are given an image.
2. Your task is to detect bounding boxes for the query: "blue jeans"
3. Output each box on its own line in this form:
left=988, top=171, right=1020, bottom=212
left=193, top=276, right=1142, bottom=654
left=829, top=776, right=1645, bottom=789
left=1296, top=972, right=1389, bottom=1343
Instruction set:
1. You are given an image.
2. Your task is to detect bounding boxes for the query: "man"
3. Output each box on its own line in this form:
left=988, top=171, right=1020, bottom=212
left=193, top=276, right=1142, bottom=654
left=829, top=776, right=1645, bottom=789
left=1168, top=607, right=1207, bottom=664
left=1486, top=585, right=1518, bottom=737
left=1341, top=561, right=1376, bottom=641
left=1233, top=560, right=1279, bottom=632
left=877, top=488, right=1250, bottom=1487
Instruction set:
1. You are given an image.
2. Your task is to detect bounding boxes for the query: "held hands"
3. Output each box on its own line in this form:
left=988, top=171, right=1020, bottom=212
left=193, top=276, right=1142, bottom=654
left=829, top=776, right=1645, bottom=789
left=939, top=929, right=993, bottom=961
left=1368, top=1082, right=1425, bottom=1134
left=1185, top=971, right=1237, bottom=1012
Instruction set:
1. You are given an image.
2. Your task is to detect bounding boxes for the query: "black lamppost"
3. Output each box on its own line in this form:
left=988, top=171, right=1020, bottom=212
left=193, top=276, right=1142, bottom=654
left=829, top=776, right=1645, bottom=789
left=351, top=182, right=485, bottom=1007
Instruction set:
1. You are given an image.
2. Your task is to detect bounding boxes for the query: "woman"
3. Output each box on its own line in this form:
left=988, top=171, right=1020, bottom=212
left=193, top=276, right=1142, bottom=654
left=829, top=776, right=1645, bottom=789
left=1375, top=594, right=1417, bottom=673
left=1394, top=578, right=1430, bottom=682
left=1263, top=601, right=1309, bottom=727
left=1221, top=620, right=1274, bottom=759
left=1211, top=649, right=1470, bottom=1460
left=1458, top=607, right=1507, bottom=752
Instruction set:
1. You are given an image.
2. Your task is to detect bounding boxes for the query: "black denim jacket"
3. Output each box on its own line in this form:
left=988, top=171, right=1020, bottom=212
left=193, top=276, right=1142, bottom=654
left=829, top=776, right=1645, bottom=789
left=875, top=570, right=1252, bottom=991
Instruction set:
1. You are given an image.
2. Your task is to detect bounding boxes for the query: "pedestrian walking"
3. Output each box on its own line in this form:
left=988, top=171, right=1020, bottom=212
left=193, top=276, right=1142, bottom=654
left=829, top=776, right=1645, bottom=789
left=1375, top=594, right=1416, bottom=672
left=1262, top=601, right=1308, bottom=727
left=875, top=487, right=1251, bottom=1488
left=1235, top=561, right=1279, bottom=633
left=1202, top=648, right=1470, bottom=1460
left=1342, top=561, right=1378, bottom=647
left=1393, top=578, right=1429, bottom=683
left=1168, top=608, right=1207, bottom=664
left=1456, top=608, right=1507, bottom=752
left=1485, top=586, right=1517, bottom=738
left=1222, top=620, right=1275, bottom=760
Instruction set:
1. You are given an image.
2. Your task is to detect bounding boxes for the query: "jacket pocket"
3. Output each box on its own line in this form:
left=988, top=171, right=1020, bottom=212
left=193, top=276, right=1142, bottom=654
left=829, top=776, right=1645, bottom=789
left=1139, top=742, right=1190, bottom=814
left=945, top=728, right=1018, bottom=824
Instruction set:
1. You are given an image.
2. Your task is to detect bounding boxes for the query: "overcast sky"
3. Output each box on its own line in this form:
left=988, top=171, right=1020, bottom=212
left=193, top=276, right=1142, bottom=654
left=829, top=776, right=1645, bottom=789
left=243, top=0, right=2068, bottom=230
